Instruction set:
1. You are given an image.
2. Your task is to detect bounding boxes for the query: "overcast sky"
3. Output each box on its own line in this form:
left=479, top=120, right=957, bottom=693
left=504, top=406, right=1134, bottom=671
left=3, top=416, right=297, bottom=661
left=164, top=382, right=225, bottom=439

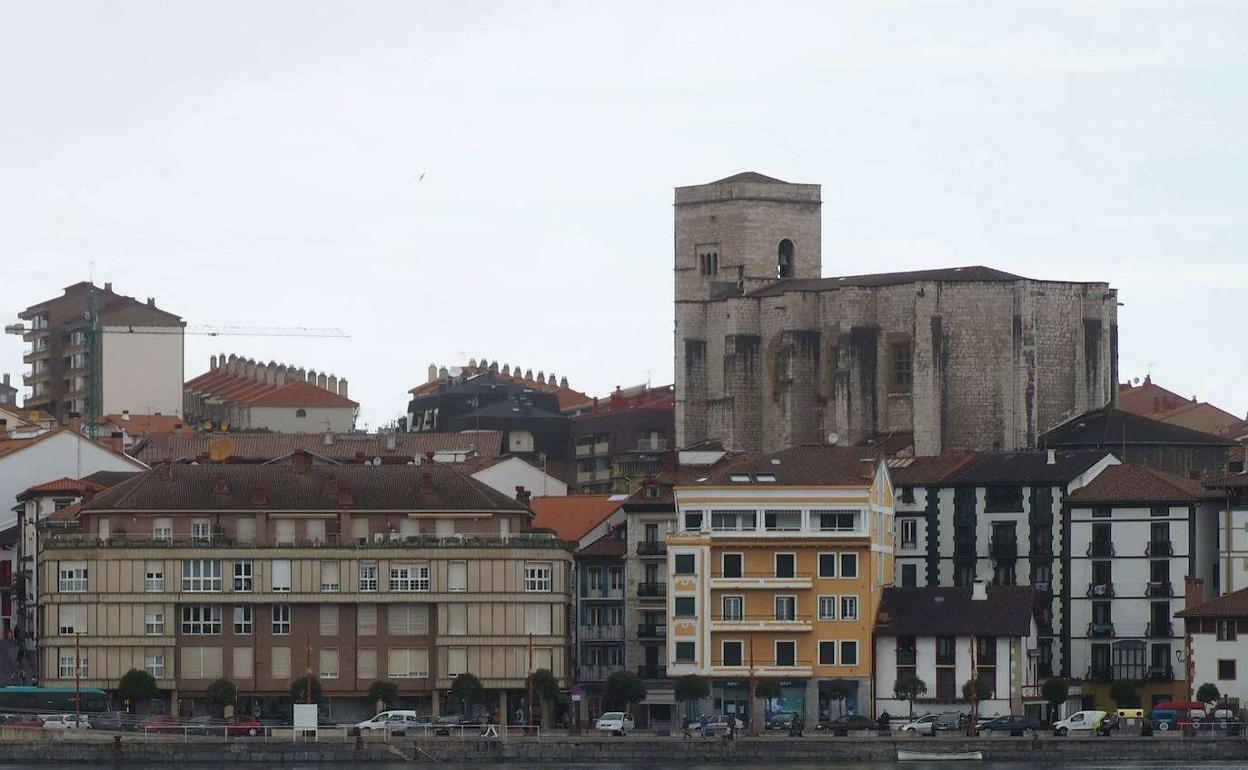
left=2, top=1, right=1245, bottom=430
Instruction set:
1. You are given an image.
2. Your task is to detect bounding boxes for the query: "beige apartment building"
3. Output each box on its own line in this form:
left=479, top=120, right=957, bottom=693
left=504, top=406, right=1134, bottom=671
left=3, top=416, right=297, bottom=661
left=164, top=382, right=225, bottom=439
left=39, top=457, right=573, bottom=719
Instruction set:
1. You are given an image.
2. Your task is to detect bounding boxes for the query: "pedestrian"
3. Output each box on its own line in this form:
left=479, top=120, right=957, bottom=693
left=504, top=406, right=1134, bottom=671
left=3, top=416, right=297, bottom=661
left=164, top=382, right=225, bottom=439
left=682, top=717, right=692, bottom=740
left=729, top=717, right=737, bottom=740
left=699, top=714, right=708, bottom=739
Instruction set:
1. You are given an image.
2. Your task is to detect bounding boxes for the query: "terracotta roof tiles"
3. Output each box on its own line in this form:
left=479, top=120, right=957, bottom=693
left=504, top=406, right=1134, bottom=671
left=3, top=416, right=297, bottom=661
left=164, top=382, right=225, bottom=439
left=528, top=495, right=624, bottom=541
left=1065, top=462, right=1216, bottom=503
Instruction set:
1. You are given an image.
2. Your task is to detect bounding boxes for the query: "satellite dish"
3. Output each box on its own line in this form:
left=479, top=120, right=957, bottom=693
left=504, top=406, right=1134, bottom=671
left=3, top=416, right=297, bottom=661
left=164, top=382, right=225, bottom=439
left=827, top=432, right=840, bottom=446
left=208, top=438, right=236, bottom=462
left=448, top=366, right=463, bottom=377
left=372, top=457, right=383, bottom=466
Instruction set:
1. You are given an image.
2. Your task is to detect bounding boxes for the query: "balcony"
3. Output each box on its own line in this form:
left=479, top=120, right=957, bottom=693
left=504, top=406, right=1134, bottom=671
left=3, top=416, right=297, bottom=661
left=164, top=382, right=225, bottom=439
left=1146, top=540, right=1174, bottom=557
left=580, top=586, right=624, bottom=600
left=1147, top=665, right=1175, bottom=682
left=576, top=468, right=614, bottom=484
left=749, top=659, right=813, bottom=677
left=710, top=614, right=813, bottom=632
left=1088, top=622, right=1115, bottom=638
left=637, top=582, right=666, bottom=598
left=578, top=664, right=620, bottom=682
left=1087, top=541, right=1115, bottom=557
left=1147, top=580, right=1173, bottom=598
left=1147, top=621, right=1174, bottom=638
left=574, top=443, right=593, bottom=458
left=633, top=438, right=670, bottom=452
left=636, top=541, right=667, bottom=556
left=990, top=538, right=1018, bottom=560
left=636, top=623, right=666, bottom=639
left=637, top=665, right=667, bottom=679
left=1087, top=582, right=1114, bottom=598
left=710, top=572, right=812, bottom=590
left=579, top=625, right=625, bottom=641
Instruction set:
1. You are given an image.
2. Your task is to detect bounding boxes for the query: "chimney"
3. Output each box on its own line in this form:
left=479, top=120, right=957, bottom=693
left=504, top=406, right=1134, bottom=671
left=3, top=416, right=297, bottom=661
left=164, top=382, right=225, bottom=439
left=210, top=356, right=218, bottom=371
left=468, top=358, right=477, bottom=368
left=327, top=375, right=338, bottom=394
left=560, top=376, right=568, bottom=388
left=438, top=367, right=449, bottom=382
left=428, top=364, right=438, bottom=383
left=424, top=451, right=436, bottom=464
left=307, top=369, right=318, bottom=384
left=489, top=361, right=499, bottom=374
left=515, top=485, right=532, bottom=505
left=502, top=364, right=511, bottom=376
left=525, top=369, right=533, bottom=380
left=211, top=474, right=229, bottom=496
left=386, top=433, right=397, bottom=452
left=317, top=373, right=328, bottom=390
left=592, top=396, right=599, bottom=412
left=419, top=471, right=435, bottom=497
left=274, top=364, right=287, bottom=387
left=1046, top=449, right=1056, bottom=465
left=1185, top=576, right=1206, bottom=609
left=121, top=410, right=130, bottom=421
left=971, top=580, right=987, bottom=601
left=548, top=373, right=556, bottom=386
left=536, top=370, right=544, bottom=382
left=323, top=430, right=334, bottom=446
left=337, top=378, right=348, bottom=398
left=104, top=282, right=113, bottom=292
left=109, top=430, right=124, bottom=453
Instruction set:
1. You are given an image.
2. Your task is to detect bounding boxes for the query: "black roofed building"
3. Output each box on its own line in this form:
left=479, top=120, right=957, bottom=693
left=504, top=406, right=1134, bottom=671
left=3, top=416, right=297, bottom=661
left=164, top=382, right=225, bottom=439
left=1043, top=406, right=1236, bottom=480
left=874, top=584, right=1038, bottom=719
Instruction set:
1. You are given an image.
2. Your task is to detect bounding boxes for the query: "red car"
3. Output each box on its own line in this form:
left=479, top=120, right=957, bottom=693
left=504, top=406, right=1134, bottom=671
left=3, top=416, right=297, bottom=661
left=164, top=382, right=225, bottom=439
left=137, top=714, right=180, bottom=734
left=0, top=715, right=44, bottom=729
left=227, top=715, right=263, bottom=737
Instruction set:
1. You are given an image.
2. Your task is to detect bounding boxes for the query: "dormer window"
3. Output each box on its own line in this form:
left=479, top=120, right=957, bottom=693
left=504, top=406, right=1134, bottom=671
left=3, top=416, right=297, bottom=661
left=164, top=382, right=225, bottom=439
left=644, top=486, right=660, bottom=499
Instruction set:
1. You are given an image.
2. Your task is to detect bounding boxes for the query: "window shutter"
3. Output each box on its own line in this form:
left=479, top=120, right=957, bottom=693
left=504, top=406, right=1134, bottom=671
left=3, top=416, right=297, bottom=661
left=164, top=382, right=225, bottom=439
left=233, top=648, right=253, bottom=680
left=275, top=520, right=295, bottom=544
left=448, top=647, right=466, bottom=675
left=357, top=604, right=377, bottom=636
left=320, top=605, right=339, bottom=636
left=447, top=604, right=467, bottom=635
left=271, top=647, right=291, bottom=679
left=321, top=562, right=340, bottom=591
left=448, top=561, right=468, bottom=592
left=352, top=518, right=369, bottom=541
left=388, top=604, right=428, bottom=636
left=318, top=649, right=339, bottom=678
left=272, top=560, right=291, bottom=591
left=357, top=649, right=376, bottom=680
left=524, top=604, right=552, bottom=635
left=236, top=518, right=256, bottom=544
left=307, top=519, right=326, bottom=543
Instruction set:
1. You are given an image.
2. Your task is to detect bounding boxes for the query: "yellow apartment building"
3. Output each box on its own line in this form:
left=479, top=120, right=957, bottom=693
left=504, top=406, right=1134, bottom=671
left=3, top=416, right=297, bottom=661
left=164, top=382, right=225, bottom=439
left=666, top=446, right=894, bottom=726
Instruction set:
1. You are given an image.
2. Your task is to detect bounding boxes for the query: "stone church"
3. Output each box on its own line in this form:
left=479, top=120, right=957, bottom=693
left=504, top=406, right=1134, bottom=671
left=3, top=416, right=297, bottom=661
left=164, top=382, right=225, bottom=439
left=674, top=172, right=1119, bottom=455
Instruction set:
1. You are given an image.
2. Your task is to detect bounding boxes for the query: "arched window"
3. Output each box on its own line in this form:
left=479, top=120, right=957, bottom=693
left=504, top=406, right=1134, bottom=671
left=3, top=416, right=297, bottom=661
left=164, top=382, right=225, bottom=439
left=777, top=239, right=795, bottom=278
left=295, top=409, right=307, bottom=418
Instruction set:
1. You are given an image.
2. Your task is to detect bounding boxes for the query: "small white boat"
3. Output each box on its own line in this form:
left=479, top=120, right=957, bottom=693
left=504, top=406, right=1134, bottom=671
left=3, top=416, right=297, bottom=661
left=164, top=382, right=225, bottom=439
left=897, top=749, right=984, bottom=762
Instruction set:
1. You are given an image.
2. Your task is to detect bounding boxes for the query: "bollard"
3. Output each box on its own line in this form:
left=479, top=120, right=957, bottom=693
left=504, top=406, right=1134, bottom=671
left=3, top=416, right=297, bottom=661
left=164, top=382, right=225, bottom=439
left=113, top=735, right=122, bottom=749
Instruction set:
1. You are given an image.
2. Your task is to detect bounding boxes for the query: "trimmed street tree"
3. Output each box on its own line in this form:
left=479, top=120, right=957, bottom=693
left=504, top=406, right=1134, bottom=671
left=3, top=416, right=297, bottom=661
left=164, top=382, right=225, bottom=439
left=449, top=673, right=483, bottom=715
left=367, top=681, right=399, bottom=712
left=603, top=671, right=647, bottom=711
left=893, top=676, right=928, bottom=717
left=674, top=675, right=710, bottom=724
left=1040, top=678, right=1069, bottom=725
left=290, top=674, right=324, bottom=705
left=206, top=678, right=237, bottom=714
left=1109, top=680, right=1140, bottom=709
left=531, top=668, right=560, bottom=726
left=1197, top=683, right=1221, bottom=704
left=962, top=675, right=992, bottom=702
left=117, top=669, right=158, bottom=712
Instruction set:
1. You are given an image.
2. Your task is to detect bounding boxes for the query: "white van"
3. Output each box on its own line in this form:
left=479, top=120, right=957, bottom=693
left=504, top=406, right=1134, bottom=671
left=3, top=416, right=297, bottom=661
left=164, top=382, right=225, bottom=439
left=1052, top=710, right=1107, bottom=736
left=356, top=710, right=428, bottom=735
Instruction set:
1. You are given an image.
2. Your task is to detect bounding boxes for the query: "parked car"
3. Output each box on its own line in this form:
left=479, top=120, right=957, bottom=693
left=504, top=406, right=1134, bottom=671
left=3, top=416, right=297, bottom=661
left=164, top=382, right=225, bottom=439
left=934, top=712, right=965, bottom=731
left=357, top=710, right=426, bottom=735
left=226, top=715, right=264, bottom=737
left=898, top=714, right=938, bottom=735
left=820, top=714, right=876, bottom=733
left=41, top=714, right=91, bottom=731
left=186, top=715, right=226, bottom=735
left=432, top=714, right=485, bottom=735
left=704, top=714, right=745, bottom=734
left=979, top=715, right=1040, bottom=734
left=1052, top=710, right=1107, bottom=736
left=594, top=711, right=635, bottom=736
left=0, top=714, right=43, bottom=728
left=765, top=711, right=801, bottom=730
left=137, top=714, right=180, bottom=734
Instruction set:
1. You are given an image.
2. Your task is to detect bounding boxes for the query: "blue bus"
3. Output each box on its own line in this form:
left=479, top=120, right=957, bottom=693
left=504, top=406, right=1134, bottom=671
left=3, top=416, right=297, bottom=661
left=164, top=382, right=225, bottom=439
left=0, top=686, right=113, bottom=714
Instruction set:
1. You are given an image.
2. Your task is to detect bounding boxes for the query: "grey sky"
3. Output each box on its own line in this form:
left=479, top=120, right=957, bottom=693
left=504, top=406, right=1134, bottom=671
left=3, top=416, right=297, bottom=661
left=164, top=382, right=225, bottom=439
left=3, top=1, right=1245, bottom=430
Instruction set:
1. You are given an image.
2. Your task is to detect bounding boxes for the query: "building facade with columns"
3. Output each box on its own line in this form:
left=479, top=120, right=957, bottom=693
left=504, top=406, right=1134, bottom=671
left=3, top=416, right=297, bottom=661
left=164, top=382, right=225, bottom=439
left=673, top=172, right=1119, bottom=456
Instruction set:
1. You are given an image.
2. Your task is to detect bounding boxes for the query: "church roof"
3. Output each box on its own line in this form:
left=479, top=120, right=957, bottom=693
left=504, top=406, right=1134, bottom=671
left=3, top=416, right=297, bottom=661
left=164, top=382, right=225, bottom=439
left=711, top=171, right=790, bottom=185
left=747, top=265, right=1032, bottom=296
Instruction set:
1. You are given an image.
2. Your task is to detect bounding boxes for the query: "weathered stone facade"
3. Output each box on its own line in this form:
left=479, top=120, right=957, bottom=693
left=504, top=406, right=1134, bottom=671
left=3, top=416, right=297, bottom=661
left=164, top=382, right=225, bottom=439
left=674, top=172, right=1119, bottom=455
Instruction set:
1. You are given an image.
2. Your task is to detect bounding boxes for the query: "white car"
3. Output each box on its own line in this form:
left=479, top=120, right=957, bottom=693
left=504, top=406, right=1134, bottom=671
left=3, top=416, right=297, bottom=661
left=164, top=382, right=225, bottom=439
left=595, top=711, right=634, bottom=735
left=356, top=710, right=428, bottom=735
left=41, top=714, right=91, bottom=731
left=1052, top=710, right=1107, bottom=736
left=899, top=714, right=937, bottom=735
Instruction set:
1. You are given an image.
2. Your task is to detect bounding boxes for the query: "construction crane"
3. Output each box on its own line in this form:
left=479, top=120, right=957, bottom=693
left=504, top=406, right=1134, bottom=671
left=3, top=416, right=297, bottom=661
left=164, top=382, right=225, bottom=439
left=5, top=289, right=349, bottom=437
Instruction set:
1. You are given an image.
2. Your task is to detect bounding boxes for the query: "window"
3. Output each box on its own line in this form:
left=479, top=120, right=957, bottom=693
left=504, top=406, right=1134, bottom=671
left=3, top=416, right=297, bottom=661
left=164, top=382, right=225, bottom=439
left=588, top=568, right=602, bottom=591
left=523, top=562, right=551, bottom=592
left=524, top=604, right=553, bottom=634
left=775, top=553, right=796, bottom=579
left=674, top=554, right=696, bottom=575
left=675, top=642, right=696, bottom=663
left=901, top=564, right=918, bottom=587
left=319, top=649, right=339, bottom=679
left=388, top=604, right=430, bottom=635
left=271, top=647, right=291, bottom=679
left=191, top=520, right=212, bottom=543
left=357, top=649, right=377, bottom=680
left=774, top=595, right=796, bottom=621
left=985, top=486, right=1023, bottom=512
left=388, top=648, right=430, bottom=678
left=272, top=559, right=292, bottom=592
left=183, top=646, right=222, bottom=679
left=357, top=604, right=377, bottom=635
left=181, top=560, right=222, bottom=592
left=233, top=648, right=253, bottom=680
left=814, top=510, right=859, bottom=532
left=181, top=605, right=222, bottom=635
left=819, top=640, right=836, bottom=666
left=295, top=408, right=307, bottom=418
left=271, top=604, right=291, bottom=635
left=711, top=510, right=756, bottom=531
left=1217, top=620, right=1237, bottom=641
left=683, top=511, right=703, bottom=531
left=764, top=510, right=801, bottom=531
left=447, top=603, right=467, bottom=635
left=153, top=517, right=172, bottom=541
left=1151, top=504, right=1169, bottom=517
left=1218, top=659, right=1237, bottom=680
left=722, top=595, right=743, bottom=621
left=144, top=606, right=164, bottom=636
left=145, top=654, right=165, bottom=679
left=718, top=553, right=742, bottom=578
left=233, top=605, right=252, bottom=635
left=58, top=562, right=87, bottom=592
left=818, top=553, right=837, bottom=578
left=675, top=597, right=696, bottom=617
left=306, top=519, right=326, bottom=543
left=901, top=519, right=917, bottom=549
left=775, top=640, right=796, bottom=667
left=891, top=342, right=912, bottom=393
left=359, top=563, right=378, bottom=592
left=839, top=553, right=858, bottom=579
left=59, top=653, right=87, bottom=679
left=610, top=567, right=623, bottom=590
left=840, top=595, right=858, bottom=621
left=321, top=561, right=340, bottom=592
left=320, top=605, right=339, bottom=636
left=275, top=519, right=296, bottom=545
left=144, top=562, right=164, bottom=592
left=236, top=517, right=256, bottom=544
left=58, top=604, right=86, bottom=635
left=233, top=561, right=253, bottom=592
left=722, top=640, right=743, bottom=667
left=448, top=561, right=467, bottom=592
left=840, top=640, right=859, bottom=666
left=818, top=595, right=837, bottom=620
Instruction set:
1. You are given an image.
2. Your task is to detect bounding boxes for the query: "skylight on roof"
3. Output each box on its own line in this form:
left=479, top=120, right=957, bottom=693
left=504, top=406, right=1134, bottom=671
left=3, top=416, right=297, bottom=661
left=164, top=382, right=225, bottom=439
left=729, top=473, right=751, bottom=483
left=770, top=458, right=781, bottom=465
left=754, top=473, right=777, bottom=483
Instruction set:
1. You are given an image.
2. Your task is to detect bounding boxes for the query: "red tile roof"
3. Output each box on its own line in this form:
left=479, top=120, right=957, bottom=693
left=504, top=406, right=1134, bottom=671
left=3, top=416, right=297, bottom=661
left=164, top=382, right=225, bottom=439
left=1065, top=462, right=1216, bottom=503
left=18, top=477, right=105, bottom=499
left=528, top=495, right=623, bottom=541
left=134, top=431, right=503, bottom=463
left=185, top=369, right=357, bottom=409
left=1177, top=587, right=1248, bottom=619
left=576, top=528, right=628, bottom=557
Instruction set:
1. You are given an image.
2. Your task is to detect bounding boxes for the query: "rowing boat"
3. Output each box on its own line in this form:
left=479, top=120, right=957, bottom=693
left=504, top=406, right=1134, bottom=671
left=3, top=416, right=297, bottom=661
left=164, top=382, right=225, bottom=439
left=896, top=749, right=984, bottom=761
